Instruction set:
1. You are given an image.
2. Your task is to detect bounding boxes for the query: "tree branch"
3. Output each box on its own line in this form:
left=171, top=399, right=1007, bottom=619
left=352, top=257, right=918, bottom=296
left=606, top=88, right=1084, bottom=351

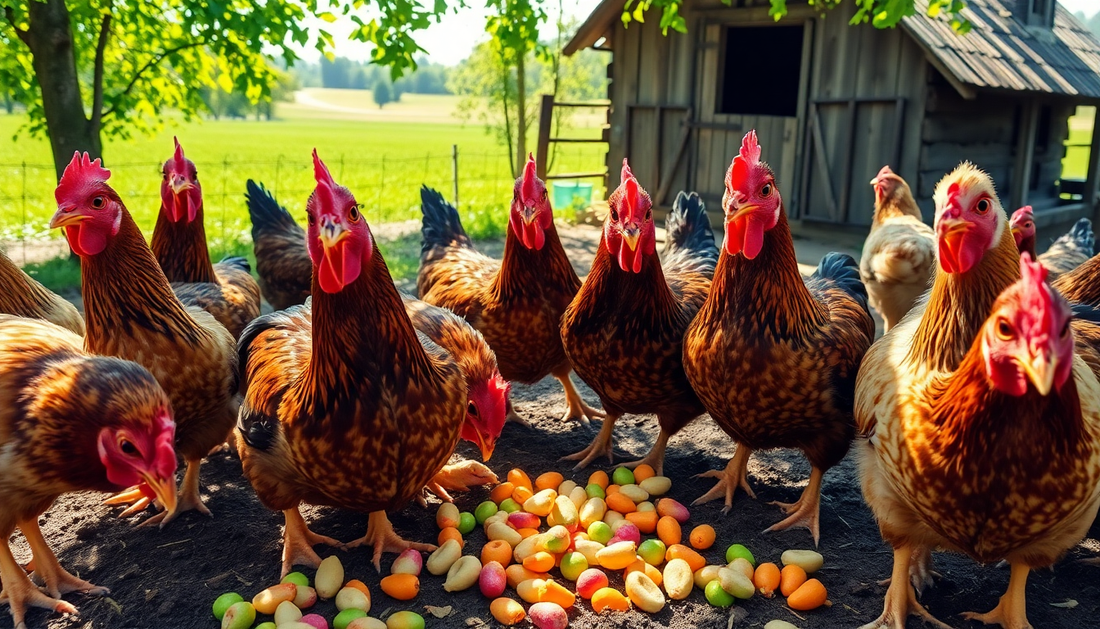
left=3, top=5, right=30, bottom=45
left=101, top=39, right=205, bottom=119
left=90, top=9, right=112, bottom=135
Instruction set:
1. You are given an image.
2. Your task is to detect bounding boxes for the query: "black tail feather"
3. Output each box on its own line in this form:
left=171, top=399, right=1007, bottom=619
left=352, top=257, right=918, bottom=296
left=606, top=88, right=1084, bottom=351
left=1060, top=218, right=1094, bottom=255
left=664, top=191, right=718, bottom=260
left=813, top=252, right=870, bottom=314
left=245, top=180, right=298, bottom=235
left=217, top=255, right=251, bottom=274
left=420, top=185, right=470, bottom=255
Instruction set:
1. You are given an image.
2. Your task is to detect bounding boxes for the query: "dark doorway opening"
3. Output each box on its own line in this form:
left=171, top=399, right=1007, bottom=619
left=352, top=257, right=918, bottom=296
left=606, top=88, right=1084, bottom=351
left=719, top=26, right=803, bottom=117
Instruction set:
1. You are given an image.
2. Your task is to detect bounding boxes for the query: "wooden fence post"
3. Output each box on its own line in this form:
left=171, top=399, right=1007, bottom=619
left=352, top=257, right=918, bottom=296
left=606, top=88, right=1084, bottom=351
left=536, top=94, right=554, bottom=178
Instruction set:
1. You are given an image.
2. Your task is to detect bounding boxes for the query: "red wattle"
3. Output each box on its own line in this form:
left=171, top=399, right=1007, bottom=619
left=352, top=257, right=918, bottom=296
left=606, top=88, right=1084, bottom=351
left=318, top=241, right=347, bottom=293
left=71, top=224, right=107, bottom=257
left=724, top=217, right=765, bottom=260
left=617, top=240, right=642, bottom=273
left=186, top=194, right=198, bottom=223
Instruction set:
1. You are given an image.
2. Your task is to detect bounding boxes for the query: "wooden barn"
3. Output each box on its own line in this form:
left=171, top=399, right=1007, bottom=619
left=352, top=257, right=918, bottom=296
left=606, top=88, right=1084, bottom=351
left=561, top=0, right=1100, bottom=232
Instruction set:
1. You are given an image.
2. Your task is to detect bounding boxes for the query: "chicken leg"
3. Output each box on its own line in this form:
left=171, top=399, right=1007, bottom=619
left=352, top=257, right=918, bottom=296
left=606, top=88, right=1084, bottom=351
left=764, top=465, right=824, bottom=545
left=425, top=460, right=499, bottom=502
left=20, top=519, right=107, bottom=600
left=347, top=511, right=437, bottom=572
left=141, top=458, right=211, bottom=528
left=280, top=507, right=342, bottom=578
left=962, top=562, right=1033, bottom=629
left=553, top=367, right=604, bottom=425
left=504, top=397, right=531, bottom=428
left=858, top=545, right=952, bottom=629
left=561, top=412, right=619, bottom=470
left=624, top=428, right=671, bottom=476
left=0, top=536, right=77, bottom=629
left=692, top=444, right=756, bottom=513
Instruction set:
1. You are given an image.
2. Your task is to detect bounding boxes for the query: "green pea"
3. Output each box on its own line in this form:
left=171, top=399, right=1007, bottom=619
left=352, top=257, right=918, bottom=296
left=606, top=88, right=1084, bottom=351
left=212, top=592, right=243, bottom=620
left=585, top=483, right=606, bottom=499
left=611, top=467, right=635, bottom=486
left=725, top=543, right=755, bottom=566
left=281, top=571, right=309, bottom=587
left=457, top=511, right=476, bottom=535
left=705, top=580, right=736, bottom=608
left=499, top=498, right=521, bottom=513
left=474, top=500, right=498, bottom=524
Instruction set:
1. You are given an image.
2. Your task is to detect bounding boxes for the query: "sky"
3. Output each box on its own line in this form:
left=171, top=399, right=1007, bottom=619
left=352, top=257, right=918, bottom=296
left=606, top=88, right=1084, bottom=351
left=295, top=0, right=1098, bottom=67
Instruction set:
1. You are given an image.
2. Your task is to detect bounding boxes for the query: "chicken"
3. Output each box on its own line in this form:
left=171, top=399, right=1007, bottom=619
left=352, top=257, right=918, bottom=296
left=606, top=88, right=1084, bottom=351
left=48, top=152, right=239, bottom=526
left=560, top=163, right=716, bottom=473
left=0, top=248, right=84, bottom=335
left=236, top=151, right=467, bottom=574
left=0, top=316, right=177, bottom=629
left=854, top=252, right=1100, bottom=629
left=150, top=138, right=261, bottom=339
left=245, top=179, right=312, bottom=311
left=417, top=155, right=601, bottom=424
left=1053, top=251, right=1100, bottom=307
left=1010, top=205, right=1094, bottom=276
left=682, top=130, right=875, bottom=543
left=241, top=182, right=511, bottom=471
left=859, top=165, right=935, bottom=331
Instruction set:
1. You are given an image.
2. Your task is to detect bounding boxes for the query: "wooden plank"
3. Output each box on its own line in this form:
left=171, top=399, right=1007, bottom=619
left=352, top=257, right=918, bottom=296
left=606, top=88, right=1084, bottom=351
left=1087, top=106, right=1100, bottom=224
left=810, top=105, right=839, bottom=219
left=1011, top=101, right=1038, bottom=209
left=791, top=19, right=814, bottom=218
left=838, top=100, right=858, bottom=222
left=536, top=94, right=554, bottom=179
left=921, top=142, right=1017, bottom=172
left=656, top=109, right=694, bottom=206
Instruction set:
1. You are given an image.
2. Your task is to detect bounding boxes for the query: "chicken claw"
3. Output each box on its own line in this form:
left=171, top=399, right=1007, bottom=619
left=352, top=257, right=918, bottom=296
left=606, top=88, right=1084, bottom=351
left=554, top=370, right=604, bottom=425
left=961, top=563, right=1033, bottom=629
left=860, top=546, right=952, bottom=629
left=692, top=445, right=755, bottom=513
left=623, top=429, right=671, bottom=476
left=347, top=511, right=436, bottom=572
left=561, top=414, right=618, bottom=470
left=0, top=537, right=78, bottom=629
left=20, top=520, right=108, bottom=600
left=426, top=460, right=499, bottom=502
left=139, top=460, right=211, bottom=529
left=764, top=466, right=824, bottom=546
left=280, top=507, right=342, bottom=578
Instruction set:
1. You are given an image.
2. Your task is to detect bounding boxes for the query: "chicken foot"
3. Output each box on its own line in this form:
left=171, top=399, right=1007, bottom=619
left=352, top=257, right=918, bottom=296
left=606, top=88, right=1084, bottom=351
left=346, top=511, right=436, bottom=572
left=962, top=562, right=1033, bottom=629
left=425, top=460, right=500, bottom=503
left=764, top=465, right=824, bottom=546
left=858, top=545, right=952, bottom=629
left=20, top=519, right=107, bottom=600
left=141, top=458, right=211, bottom=528
left=561, top=413, right=618, bottom=470
left=553, top=368, right=604, bottom=425
left=102, top=485, right=152, bottom=518
left=280, top=507, right=342, bottom=578
left=692, top=444, right=756, bottom=513
left=0, top=536, right=77, bottom=629
left=876, top=544, right=940, bottom=597
left=623, top=428, right=671, bottom=476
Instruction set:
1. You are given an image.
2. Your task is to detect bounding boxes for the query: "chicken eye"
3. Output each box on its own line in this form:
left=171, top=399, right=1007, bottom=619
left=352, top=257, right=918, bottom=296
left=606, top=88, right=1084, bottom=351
left=348, top=204, right=361, bottom=223
left=542, top=189, right=548, bottom=199
left=996, top=319, right=1014, bottom=340
left=609, top=207, right=619, bottom=222
left=761, top=183, right=772, bottom=197
left=91, top=196, right=105, bottom=209
left=120, top=439, right=137, bottom=455
left=467, top=401, right=479, bottom=417
left=307, top=212, right=316, bottom=226
left=645, top=207, right=652, bottom=220
left=162, top=172, right=168, bottom=181
left=1062, top=320, right=1071, bottom=338
left=975, top=198, right=991, bottom=214
left=1026, top=222, right=1033, bottom=229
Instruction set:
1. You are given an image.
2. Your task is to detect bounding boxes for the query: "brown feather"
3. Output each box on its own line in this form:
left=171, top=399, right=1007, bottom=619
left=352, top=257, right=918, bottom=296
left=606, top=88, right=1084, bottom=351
left=0, top=249, right=84, bottom=336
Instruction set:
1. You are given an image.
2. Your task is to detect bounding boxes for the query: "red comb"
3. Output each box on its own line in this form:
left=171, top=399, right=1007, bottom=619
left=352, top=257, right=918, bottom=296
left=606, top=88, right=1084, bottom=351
left=621, top=159, right=638, bottom=211
left=727, top=130, right=761, bottom=191
left=312, top=149, right=336, bottom=211
left=521, top=154, right=538, bottom=202
left=1018, top=252, right=1052, bottom=317
left=172, top=136, right=186, bottom=171
left=1011, top=205, right=1034, bottom=221
left=56, top=152, right=110, bottom=204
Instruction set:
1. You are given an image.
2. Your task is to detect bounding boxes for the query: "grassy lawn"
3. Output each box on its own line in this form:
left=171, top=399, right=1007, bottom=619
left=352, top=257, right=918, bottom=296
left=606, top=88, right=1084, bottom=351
left=0, top=89, right=607, bottom=291
left=1063, top=105, right=1095, bottom=180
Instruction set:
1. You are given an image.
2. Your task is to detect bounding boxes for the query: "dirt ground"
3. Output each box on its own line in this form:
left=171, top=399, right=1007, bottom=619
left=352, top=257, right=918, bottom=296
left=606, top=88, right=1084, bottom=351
left=8, top=222, right=1100, bottom=629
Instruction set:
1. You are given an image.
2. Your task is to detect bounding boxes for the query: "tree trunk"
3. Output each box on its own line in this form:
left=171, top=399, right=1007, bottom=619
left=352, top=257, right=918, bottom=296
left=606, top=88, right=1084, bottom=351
left=24, top=0, right=97, bottom=180
left=515, top=50, right=526, bottom=177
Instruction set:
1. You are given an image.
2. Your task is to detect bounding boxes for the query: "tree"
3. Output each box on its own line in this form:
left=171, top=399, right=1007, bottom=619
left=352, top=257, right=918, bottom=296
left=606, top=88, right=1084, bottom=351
left=373, top=79, right=392, bottom=108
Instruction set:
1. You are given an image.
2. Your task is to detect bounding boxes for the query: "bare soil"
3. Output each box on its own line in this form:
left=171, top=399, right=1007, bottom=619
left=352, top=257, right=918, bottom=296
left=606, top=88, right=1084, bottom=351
left=9, top=223, right=1100, bottom=629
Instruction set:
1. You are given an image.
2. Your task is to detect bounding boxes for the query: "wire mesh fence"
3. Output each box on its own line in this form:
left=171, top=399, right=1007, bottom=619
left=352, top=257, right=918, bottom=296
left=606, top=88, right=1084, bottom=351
left=0, top=143, right=607, bottom=266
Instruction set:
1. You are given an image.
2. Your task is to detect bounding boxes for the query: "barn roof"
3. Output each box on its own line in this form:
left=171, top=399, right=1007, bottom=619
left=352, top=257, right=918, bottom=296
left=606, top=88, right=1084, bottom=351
left=564, top=0, right=1100, bottom=100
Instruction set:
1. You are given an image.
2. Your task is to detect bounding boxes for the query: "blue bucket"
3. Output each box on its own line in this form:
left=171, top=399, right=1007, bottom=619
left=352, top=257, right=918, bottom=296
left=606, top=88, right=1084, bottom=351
left=551, top=181, right=593, bottom=211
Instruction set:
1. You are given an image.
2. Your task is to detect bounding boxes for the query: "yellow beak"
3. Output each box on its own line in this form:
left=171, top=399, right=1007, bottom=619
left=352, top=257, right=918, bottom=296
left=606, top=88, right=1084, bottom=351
left=141, top=472, right=178, bottom=517
left=476, top=431, right=495, bottom=462
left=318, top=221, right=349, bottom=249
left=622, top=230, right=640, bottom=251
left=521, top=206, right=538, bottom=225
left=49, top=212, right=87, bottom=229
left=170, top=178, right=193, bottom=196
left=727, top=203, right=759, bottom=223
left=1021, top=351, right=1056, bottom=396
left=939, top=218, right=971, bottom=236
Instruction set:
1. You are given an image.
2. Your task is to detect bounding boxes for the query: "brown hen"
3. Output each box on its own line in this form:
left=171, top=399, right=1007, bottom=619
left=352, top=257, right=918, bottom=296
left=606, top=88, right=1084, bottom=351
left=150, top=138, right=261, bottom=339
left=0, top=248, right=83, bottom=335
left=682, top=130, right=874, bottom=544
left=417, top=156, right=600, bottom=424
left=236, top=152, right=466, bottom=574
left=245, top=179, right=313, bottom=311
left=0, top=316, right=177, bottom=629
left=48, top=152, right=239, bottom=527
left=561, top=164, right=716, bottom=474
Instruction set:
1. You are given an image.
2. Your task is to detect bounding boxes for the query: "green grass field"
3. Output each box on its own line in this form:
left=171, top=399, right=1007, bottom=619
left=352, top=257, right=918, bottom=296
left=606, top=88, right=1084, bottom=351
left=1063, top=106, right=1095, bottom=180
left=0, top=91, right=607, bottom=271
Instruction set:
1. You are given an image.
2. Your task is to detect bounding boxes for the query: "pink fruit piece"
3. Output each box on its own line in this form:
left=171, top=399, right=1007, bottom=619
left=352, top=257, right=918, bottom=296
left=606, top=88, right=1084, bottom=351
left=508, top=512, right=541, bottom=530
left=528, top=602, right=569, bottom=629
left=608, top=522, right=641, bottom=546
left=655, top=498, right=690, bottom=523
left=480, top=561, right=508, bottom=599
left=575, top=568, right=609, bottom=600
left=299, top=614, right=329, bottom=629
left=391, top=548, right=423, bottom=576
